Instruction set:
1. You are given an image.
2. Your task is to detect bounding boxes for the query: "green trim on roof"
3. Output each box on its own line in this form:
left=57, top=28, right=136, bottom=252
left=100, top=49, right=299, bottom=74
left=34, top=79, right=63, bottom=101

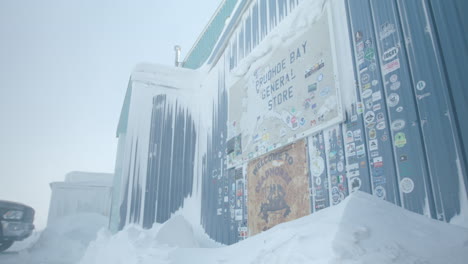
left=116, top=80, right=132, bottom=137
left=183, top=0, right=239, bottom=69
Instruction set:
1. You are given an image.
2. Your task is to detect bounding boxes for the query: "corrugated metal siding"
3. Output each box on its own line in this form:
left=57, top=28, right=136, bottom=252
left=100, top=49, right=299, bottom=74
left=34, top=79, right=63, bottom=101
left=183, top=0, right=239, bottom=69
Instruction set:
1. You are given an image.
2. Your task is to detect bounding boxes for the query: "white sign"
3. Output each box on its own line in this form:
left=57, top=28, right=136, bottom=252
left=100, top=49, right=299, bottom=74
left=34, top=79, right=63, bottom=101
left=228, top=11, right=342, bottom=164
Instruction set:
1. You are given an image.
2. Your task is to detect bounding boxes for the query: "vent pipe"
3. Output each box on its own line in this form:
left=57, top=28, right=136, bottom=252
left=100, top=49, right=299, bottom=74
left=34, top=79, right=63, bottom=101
left=174, top=45, right=181, bottom=67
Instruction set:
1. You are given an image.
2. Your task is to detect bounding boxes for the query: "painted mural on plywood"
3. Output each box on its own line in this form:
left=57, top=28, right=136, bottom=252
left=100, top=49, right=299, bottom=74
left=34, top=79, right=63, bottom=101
left=247, top=139, right=310, bottom=235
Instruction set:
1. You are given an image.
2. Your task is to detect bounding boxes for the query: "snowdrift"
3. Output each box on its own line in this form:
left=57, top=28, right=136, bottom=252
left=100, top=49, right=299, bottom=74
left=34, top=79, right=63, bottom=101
left=80, top=192, right=468, bottom=264
left=2, top=213, right=107, bottom=264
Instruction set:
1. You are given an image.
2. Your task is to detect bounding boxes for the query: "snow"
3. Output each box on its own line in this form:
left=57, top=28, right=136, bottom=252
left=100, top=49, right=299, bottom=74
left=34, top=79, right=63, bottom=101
left=1, top=213, right=107, bottom=264
left=77, top=191, right=468, bottom=264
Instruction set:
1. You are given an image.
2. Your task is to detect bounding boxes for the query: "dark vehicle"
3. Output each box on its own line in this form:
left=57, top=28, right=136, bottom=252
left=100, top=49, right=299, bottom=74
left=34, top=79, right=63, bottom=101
left=0, top=200, right=35, bottom=252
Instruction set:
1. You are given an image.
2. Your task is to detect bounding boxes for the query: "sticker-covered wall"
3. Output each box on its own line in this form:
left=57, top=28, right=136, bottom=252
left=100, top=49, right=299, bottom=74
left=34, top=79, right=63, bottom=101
left=109, top=0, right=468, bottom=244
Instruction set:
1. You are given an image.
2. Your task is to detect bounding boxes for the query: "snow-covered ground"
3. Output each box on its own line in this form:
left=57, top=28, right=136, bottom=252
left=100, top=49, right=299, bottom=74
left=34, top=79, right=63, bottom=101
left=2, top=192, right=467, bottom=264
left=0, top=213, right=107, bottom=264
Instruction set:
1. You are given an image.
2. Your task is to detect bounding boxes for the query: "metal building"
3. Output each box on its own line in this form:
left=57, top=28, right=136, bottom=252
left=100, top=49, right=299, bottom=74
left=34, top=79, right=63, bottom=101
left=109, top=0, right=468, bottom=244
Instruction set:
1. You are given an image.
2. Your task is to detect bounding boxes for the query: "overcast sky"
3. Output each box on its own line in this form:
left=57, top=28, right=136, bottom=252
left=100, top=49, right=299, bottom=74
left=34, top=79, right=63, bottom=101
left=0, top=0, right=221, bottom=229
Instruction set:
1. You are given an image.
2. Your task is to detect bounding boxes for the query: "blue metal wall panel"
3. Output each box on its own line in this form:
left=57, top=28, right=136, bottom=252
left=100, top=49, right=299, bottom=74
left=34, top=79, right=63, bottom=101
left=428, top=0, right=468, bottom=197
left=369, top=0, right=434, bottom=216
left=308, top=132, right=330, bottom=211
left=396, top=0, right=463, bottom=221
left=346, top=0, right=401, bottom=206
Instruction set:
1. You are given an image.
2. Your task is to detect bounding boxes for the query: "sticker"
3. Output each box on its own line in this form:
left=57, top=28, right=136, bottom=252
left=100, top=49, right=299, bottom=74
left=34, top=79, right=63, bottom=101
left=374, top=186, right=386, bottom=199
left=361, top=73, right=370, bottom=84
left=382, top=47, right=399, bottom=62
left=370, top=151, right=379, bottom=158
left=369, top=139, right=378, bottom=151
left=346, top=131, right=354, bottom=143
left=355, top=31, right=363, bottom=42
left=372, top=91, right=382, bottom=102
left=369, top=129, right=377, bottom=139
left=305, top=60, right=325, bottom=78
left=399, top=155, right=408, bottom=162
left=320, top=87, right=330, bottom=97
left=356, top=102, right=364, bottom=114
left=337, top=161, right=344, bottom=172
left=396, top=106, right=404, bottom=113
left=331, top=186, right=344, bottom=205
left=348, top=170, right=360, bottom=178
left=394, top=132, right=407, bottom=148
left=347, top=163, right=359, bottom=171
left=376, top=121, right=386, bottom=130
left=364, top=111, right=376, bottom=123
left=346, top=143, right=356, bottom=156
left=390, top=81, right=401, bottom=91
left=350, top=177, right=362, bottom=192
left=362, top=89, right=373, bottom=98
left=376, top=112, right=384, bottom=122
left=373, top=103, right=382, bottom=112
left=308, top=83, right=318, bottom=93
left=315, top=177, right=322, bottom=186
left=360, top=161, right=367, bottom=168
left=379, top=22, right=396, bottom=40
left=400, top=178, right=415, bottom=194
left=300, top=117, right=306, bottom=126
left=317, top=73, right=324, bottom=82
left=372, top=80, right=379, bottom=86
left=373, top=156, right=383, bottom=168
left=365, top=38, right=373, bottom=47
left=382, top=59, right=401, bottom=75
left=390, top=74, right=398, bottom=83
left=381, top=134, right=388, bottom=141
left=387, top=93, right=400, bottom=107
left=416, top=80, right=426, bottom=91
left=362, top=83, right=371, bottom=90
left=417, top=92, right=431, bottom=100
left=391, top=119, right=406, bottom=131
left=311, top=156, right=325, bottom=177
left=365, top=99, right=373, bottom=110
left=369, top=63, right=377, bottom=72
left=353, top=130, right=362, bottom=141
left=365, top=48, right=375, bottom=61
left=356, top=144, right=365, bottom=157
left=366, top=122, right=376, bottom=129
left=331, top=175, right=338, bottom=185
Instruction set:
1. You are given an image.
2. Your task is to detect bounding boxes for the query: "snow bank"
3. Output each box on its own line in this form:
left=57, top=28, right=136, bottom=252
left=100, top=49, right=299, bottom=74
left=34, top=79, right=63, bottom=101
left=3, top=213, right=107, bottom=264
left=80, top=192, right=468, bottom=264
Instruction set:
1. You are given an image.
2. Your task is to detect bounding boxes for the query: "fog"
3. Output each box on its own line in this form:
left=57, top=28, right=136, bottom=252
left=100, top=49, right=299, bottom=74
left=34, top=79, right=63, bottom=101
left=0, top=0, right=221, bottom=229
